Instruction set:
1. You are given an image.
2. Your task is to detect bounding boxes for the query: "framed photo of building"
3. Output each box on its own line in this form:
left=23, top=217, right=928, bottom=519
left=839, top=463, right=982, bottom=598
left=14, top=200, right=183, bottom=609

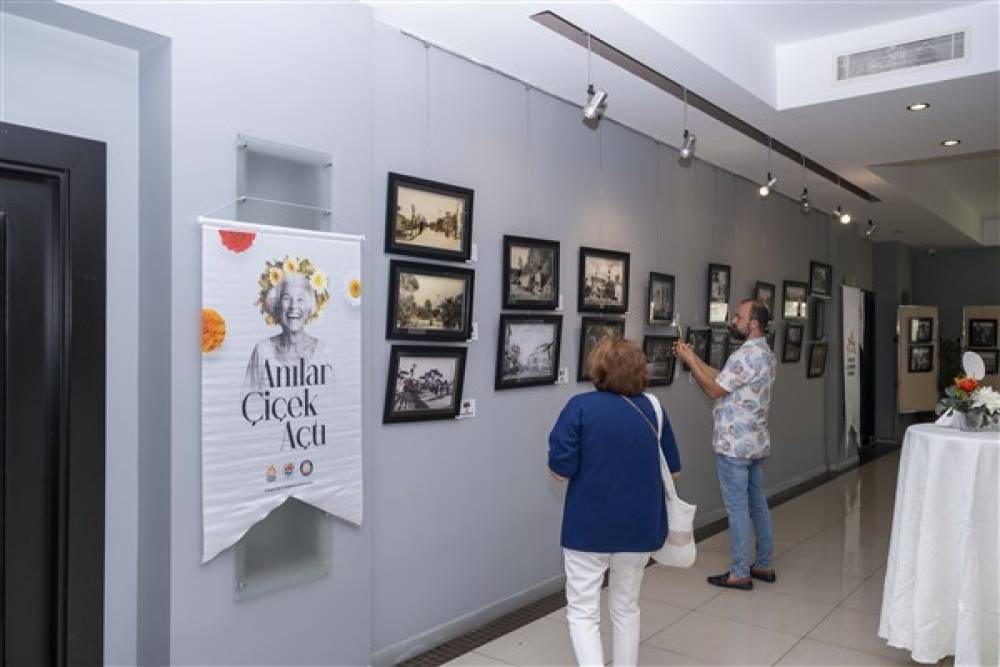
left=707, top=263, right=732, bottom=325
left=783, top=322, right=804, bottom=363
left=578, top=317, right=625, bottom=381
left=909, top=317, right=934, bottom=344
left=684, top=327, right=711, bottom=371
left=809, top=260, right=833, bottom=298
left=968, top=318, right=998, bottom=348
left=495, top=314, right=562, bottom=390
left=908, top=344, right=934, bottom=373
left=387, top=260, right=475, bottom=341
left=807, top=342, right=828, bottom=378
left=782, top=280, right=809, bottom=320
left=709, top=328, right=730, bottom=370
left=811, top=299, right=826, bottom=340
left=647, top=272, right=676, bottom=324
left=979, top=349, right=998, bottom=375
left=578, top=247, right=630, bottom=313
left=643, top=335, right=678, bottom=387
left=385, top=172, right=474, bottom=262
left=502, top=235, right=559, bottom=310
left=383, top=345, right=467, bottom=423
left=754, top=281, right=776, bottom=320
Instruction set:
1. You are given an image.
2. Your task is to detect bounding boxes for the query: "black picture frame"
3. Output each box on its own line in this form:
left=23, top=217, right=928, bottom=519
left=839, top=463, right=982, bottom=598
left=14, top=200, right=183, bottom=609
left=387, top=259, right=475, bottom=341
left=909, top=317, right=934, bottom=344
left=968, top=318, right=998, bottom=348
left=385, top=172, right=474, bottom=262
left=782, top=280, right=809, bottom=320
left=707, top=263, right=732, bottom=325
left=809, top=260, right=833, bottom=299
left=684, top=327, right=711, bottom=371
left=383, top=345, right=468, bottom=424
left=709, top=328, right=730, bottom=370
left=979, top=349, right=998, bottom=375
left=765, top=327, right=776, bottom=351
left=754, top=281, right=776, bottom=320
left=578, top=317, right=626, bottom=381
left=578, top=247, right=630, bottom=314
left=643, top=335, right=678, bottom=387
left=908, top=344, right=934, bottom=373
left=495, top=314, right=563, bottom=390
left=502, top=235, right=560, bottom=310
left=783, top=322, right=804, bottom=363
left=807, top=342, right=828, bottom=378
left=647, top=272, right=676, bottom=324
left=812, top=299, right=826, bottom=340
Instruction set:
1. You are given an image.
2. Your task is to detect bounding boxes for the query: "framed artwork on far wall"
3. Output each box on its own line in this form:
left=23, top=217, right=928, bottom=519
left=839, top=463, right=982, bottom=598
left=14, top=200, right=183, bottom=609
left=754, top=281, right=776, bottom=320
left=643, top=335, right=678, bottom=387
left=578, top=247, right=630, bottom=314
left=807, top=342, right=828, bottom=378
left=765, top=327, right=776, bottom=351
left=684, top=327, right=711, bottom=372
left=908, top=344, right=934, bottom=373
left=647, top=272, right=676, bottom=324
left=502, top=235, right=559, bottom=310
left=782, top=280, right=809, bottom=320
left=968, top=318, right=998, bottom=348
left=383, top=345, right=467, bottom=424
left=707, top=263, right=732, bottom=326
left=809, top=260, right=833, bottom=299
left=709, top=328, right=730, bottom=370
left=578, top=317, right=626, bottom=381
left=386, top=259, right=475, bottom=341
left=978, top=349, right=998, bottom=375
left=783, top=322, right=804, bottom=363
left=811, top=299, right=826, bottom=340
left=495, top=314, right=562, bottom=390
left=384, top=172, right=474, bottom=262
left=909, top=317, right=934, bottom=344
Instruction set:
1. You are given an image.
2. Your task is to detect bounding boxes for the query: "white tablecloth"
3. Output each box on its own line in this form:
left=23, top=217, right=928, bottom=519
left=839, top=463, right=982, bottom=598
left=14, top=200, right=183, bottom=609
left=879, top=424, right=1000, bottom=665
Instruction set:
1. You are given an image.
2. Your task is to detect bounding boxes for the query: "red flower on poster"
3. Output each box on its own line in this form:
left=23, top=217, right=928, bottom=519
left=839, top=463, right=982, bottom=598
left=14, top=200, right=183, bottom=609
left=219, top=229, right=256, bottom=253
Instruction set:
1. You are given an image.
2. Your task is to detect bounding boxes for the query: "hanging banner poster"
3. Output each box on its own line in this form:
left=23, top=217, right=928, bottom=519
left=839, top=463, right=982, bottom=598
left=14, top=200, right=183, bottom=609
left=200, top=219, right=363, bottom=562
left=842, top=285, right=863, bottom=458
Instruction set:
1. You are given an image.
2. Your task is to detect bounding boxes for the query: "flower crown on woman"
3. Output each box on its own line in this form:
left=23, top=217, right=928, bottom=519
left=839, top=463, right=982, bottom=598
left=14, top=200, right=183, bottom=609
left=256, top=256, right=330, bottom=325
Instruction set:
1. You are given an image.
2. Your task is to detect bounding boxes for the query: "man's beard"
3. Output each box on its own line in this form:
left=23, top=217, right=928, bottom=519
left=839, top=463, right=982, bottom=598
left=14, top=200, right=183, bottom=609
left=729, top=323, right=748, bottom=341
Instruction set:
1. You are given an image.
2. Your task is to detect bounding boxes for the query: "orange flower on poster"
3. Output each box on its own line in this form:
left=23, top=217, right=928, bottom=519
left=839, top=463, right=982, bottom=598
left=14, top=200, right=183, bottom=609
left=202, top=308, right=226, bottom=353
left=218, top=229, right=256, bottom=253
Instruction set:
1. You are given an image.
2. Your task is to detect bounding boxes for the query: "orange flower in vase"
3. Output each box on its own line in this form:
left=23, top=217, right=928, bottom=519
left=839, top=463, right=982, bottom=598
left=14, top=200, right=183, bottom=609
left=957, top=377, right=979, bottom=393
left=202, top=308, right=227, bottom=353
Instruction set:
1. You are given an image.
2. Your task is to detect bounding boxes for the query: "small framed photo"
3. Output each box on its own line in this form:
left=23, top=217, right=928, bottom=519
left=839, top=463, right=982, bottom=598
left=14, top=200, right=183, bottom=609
left=765, top=327, right=776, bottom=351
left=579, top=247, right=630, bottom=313
left=807, top=342, right=828, bottom=378
left=643, top=335, right=678, bottom=387
left=709, top=328, right=730, bottom=370
left=387, top=260, right=475, bottom=341
left=754, top=281, right=776, bottom=320
left=909, top=317, right=934, bottom=344
left=578, top=317, right=625, bottom=381
left=495, top=314, right=563, bottom=390
left=782, top=281, right=809, bottom=320
left=385, top=172, right=474, bottom=262
left=968, top=318, right=998, bottom=348
left=812, top=299, right=826, bottom=340
left=647, top=272, right=676, bottom=324
left=502, top=235, right=559, bottom=310
left=978, top=349, right=998, bottom=375
left=684, top=327, right=711, bottom=371
left=809, top=261, right=833, bottom=298
left=383, top=345, right=467, bottom=424
left=783, top=322, right=804, bottom=363
left=908, top=344, right=934, bottom=373
left=707, top=263, right=732, bottom=325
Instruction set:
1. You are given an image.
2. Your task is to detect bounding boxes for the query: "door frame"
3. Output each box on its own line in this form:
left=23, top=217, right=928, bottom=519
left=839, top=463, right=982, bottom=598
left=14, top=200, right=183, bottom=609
left=1, top=122, right=106, bottom=665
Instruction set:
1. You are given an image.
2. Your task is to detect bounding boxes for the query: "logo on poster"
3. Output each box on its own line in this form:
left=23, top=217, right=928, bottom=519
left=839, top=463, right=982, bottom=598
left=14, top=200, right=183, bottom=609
left=300, top=459, right=314, bottom=476
left=265, top=465, right=277, bottom=483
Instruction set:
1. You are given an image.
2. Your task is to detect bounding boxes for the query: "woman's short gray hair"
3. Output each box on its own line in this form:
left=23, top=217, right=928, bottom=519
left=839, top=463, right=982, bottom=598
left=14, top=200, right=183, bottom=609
left=264, top=273, right=316, bottom=319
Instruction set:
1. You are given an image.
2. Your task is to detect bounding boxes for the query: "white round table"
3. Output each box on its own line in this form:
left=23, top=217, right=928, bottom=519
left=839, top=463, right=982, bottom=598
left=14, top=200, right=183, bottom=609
left=879, top=424, right=999, bottom=665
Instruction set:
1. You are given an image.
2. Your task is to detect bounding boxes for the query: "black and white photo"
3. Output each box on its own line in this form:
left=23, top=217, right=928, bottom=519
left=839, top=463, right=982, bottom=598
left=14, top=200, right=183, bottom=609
left=502, top=235, right=559, bottom=310
left=385, top=173, right=473, bottom=261
left=647, top=272, right=676, bottom=324
left=707, top=263, right=732, bottom=325
left=807, top=342, right=828, bottom=378
left=709, top=327, right=730, bottom=369
left=578, top=317, right=625, bottom=381
left=684, top=327, right=711, bottom=371
left=765, top=327, right=776, bottom=351
left=383, top=345, right=467, bottom=423
left=783, top=280, right=809, bottom=320
left=578, top=247, right=630, bottom=313
left=978, top=349, right=998, bottom=375
left=809, top=261, right=833, bottom=298
left=909, top=317, right=934, bottom=344
left=387, top=260, right=474, bottom=341
left=495, top=314, right=562, bottom=390
left=643, top=335, right=678, bottom=386
left=754, top=281, right=776, bottom=320
left=908, top=344, right=934, bottom=373
left=783, top=322, right=804, bottom=363
left=968, top=318, right=998, bottom=348
left=812, top=299, right=826, bottom=340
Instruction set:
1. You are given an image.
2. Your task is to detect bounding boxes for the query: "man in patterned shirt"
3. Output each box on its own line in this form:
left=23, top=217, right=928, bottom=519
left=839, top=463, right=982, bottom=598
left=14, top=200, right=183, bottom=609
left=674, top=298, right=777, bottom=590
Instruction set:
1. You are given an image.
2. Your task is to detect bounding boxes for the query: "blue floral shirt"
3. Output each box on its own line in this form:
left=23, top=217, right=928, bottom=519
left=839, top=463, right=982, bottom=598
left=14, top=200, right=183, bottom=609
left=713, top=337, right=776, bottom=459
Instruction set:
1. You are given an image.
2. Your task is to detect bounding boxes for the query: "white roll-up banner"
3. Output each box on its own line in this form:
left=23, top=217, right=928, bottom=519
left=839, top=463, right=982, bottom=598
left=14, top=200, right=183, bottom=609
left=842, top=285, right=863, bottom=457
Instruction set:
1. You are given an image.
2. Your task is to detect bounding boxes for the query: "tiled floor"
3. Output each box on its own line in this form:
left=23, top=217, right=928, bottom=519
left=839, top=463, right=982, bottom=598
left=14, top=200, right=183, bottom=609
left=445, top=451, right=947, bottom=666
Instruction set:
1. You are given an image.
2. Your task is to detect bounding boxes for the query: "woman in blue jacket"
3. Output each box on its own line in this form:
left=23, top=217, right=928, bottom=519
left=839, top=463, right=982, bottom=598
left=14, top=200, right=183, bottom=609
left=549, top=337, right=682, bottom=666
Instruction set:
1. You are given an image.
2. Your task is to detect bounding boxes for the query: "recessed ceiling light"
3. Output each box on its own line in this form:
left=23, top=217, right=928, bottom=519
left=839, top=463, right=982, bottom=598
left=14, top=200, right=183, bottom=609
left=906, top=103, right=930, bottom=112
left=941, top=138, right=961, bottom=147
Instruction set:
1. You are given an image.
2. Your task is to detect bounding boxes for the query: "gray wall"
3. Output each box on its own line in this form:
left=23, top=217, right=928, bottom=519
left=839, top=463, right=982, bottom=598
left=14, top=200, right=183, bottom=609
left=912, top=246, right=1000, bottom=341
left=873, top=242, right=915, bottom=441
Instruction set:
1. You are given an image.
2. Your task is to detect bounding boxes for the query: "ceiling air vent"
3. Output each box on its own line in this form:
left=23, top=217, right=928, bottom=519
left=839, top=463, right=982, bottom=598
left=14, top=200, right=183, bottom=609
left=837, top=31, right=965, bottom=81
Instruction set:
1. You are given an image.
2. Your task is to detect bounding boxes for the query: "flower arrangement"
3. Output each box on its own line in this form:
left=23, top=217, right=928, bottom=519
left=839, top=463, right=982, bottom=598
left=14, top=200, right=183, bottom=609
left=256, top=256, right=330, bottom=325
left=936, top=376, right=1000, bottom=431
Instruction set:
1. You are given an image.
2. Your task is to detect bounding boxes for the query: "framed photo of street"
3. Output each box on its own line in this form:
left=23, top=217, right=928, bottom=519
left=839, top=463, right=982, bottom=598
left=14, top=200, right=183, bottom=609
left=495, top=314, right=562, bottom=390
left=385, top=172, right=474, bottom=262
left=578, top=247, right=630, bottom=314
left=707, top=263, right=732, bottom=325
left=502, top=235, right=559, bottom=310
left=386, top=260, right=475, bottom=341
left=754, top=281, right=776, bottom=320
left=383, top=345, right=467, bottom=424
left=782, top=280, right=809, bottom=320
left=643, top=335, right=678, bottom=387
left=809, top=260, right=833, bottom=298
left=783, top=322, right=804, bottom=363
left=807, top=343, right=828, bottom=378
left=647, top=272, right=676, bottom=324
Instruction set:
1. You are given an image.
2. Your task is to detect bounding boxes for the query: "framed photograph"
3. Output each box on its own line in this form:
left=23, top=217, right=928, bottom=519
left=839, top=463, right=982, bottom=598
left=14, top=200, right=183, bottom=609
left=578, top=247, right=630, bottom=313
left=783, top=322, right=804, bottom=363
left=643, top=335, right=678, bottom=387
left=812, top=299, right=826, bottom=340
left=383, top=345, right=467, bottom=424
left=765, top=327, right=776, bottom=352
left=809, top=261, right=833, bottom=298
left=684, top=327, right=711, bottom=372
left=495, top=314, right=563, bottom=390
left=968, top=318, right=998, bottom=348
left=707, top=263, right=732, bottom=325
left=578, top=317, right=626, bottom=381
left=754, top=281, right=776, bottom=320
left=782, top=280, right=809, bottom=320
left=726, top=338, right=743, bottom=366
left=647, top=272, right=676, bottom=324
left=807, top=343, right=828, bottom=378
left=709, top=328, right=730, bottom=370
left=502, top=235, right=559, bottom=310
left=387, top=260, right=475, bottom=341
left=909, top=317, right=934, bottom=344
left=385, top=172, right=474, bottom=262
left=978, top=349, right=998, bottom=375
left=908, top=344, right=934, bottom=373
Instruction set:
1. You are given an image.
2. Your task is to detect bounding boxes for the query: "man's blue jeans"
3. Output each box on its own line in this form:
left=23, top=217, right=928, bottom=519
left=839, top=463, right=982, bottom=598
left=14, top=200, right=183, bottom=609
left=715, top=454, right=774, bottom=579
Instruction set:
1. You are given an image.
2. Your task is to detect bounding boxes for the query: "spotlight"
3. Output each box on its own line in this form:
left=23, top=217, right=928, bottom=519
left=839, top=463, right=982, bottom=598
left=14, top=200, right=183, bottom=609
left=834, top=206, right=851, bottom=224
left=583, top=84, right=608, bottom=122
left=758, top=172, right=777, bottom=198
left=679, top=130, right=696, bottom=159
left=906, top=103, right=930, bottom=112
left=800, top=188, right=811, bottom=213
left=941, top=138, right=960, bottom=147
left=865, top=219, right=879, bottom=238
